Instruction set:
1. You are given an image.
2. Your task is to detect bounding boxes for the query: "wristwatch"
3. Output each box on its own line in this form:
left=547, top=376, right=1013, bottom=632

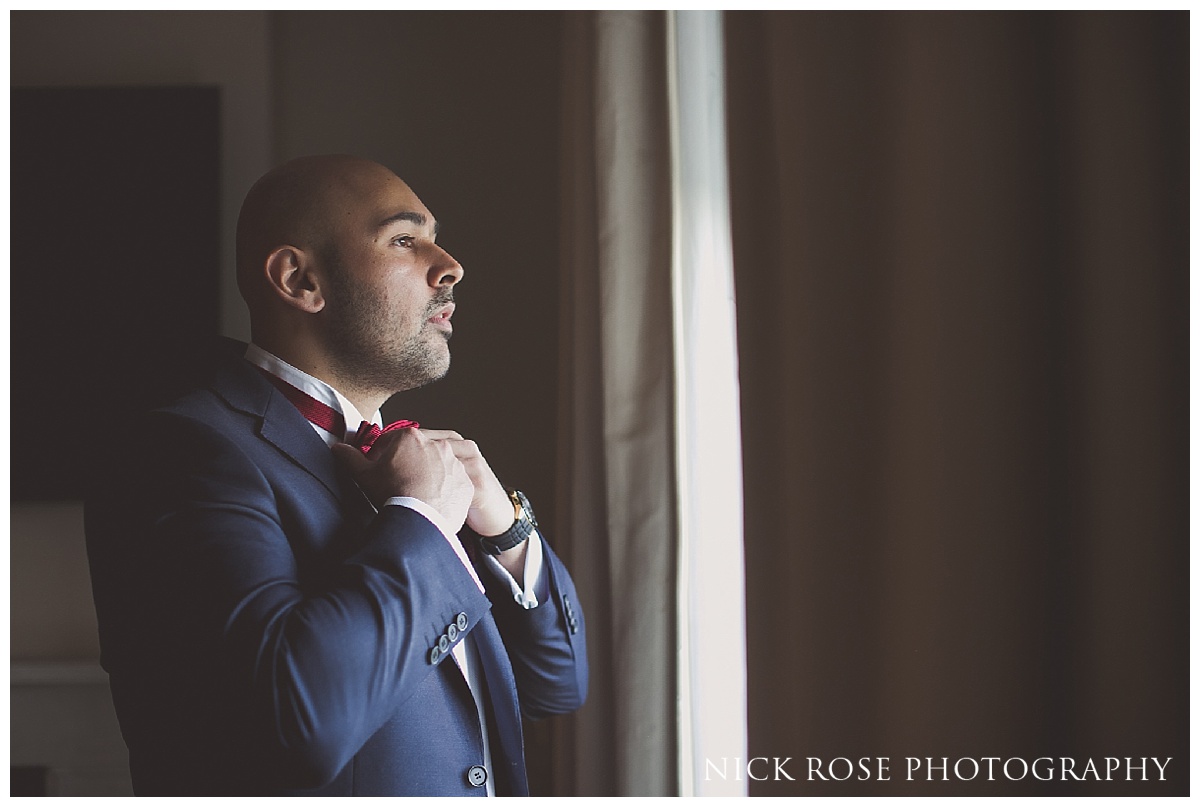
left=478, top=489, right=537, bottom=555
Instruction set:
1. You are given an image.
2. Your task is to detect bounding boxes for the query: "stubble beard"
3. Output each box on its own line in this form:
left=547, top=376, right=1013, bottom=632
left=323, top=267, right=454, bottom=396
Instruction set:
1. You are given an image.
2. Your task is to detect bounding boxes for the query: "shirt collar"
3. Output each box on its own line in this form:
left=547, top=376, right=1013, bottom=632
left=244, top=343, right=381, bottom=446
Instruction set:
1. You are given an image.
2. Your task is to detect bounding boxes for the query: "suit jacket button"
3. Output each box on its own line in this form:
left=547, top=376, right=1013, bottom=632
left=438, top=634, right=450, bottom=653
left=447, top=622, right=459, bottom=642
left=429, top=646, right=441, bottom=665
left=467, top=765, right=488, bottom=787
left=456, top=612, right=469, bottom=631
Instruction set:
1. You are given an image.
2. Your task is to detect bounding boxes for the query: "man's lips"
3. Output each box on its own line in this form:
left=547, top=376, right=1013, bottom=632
left=428, top=302, right=455, bottom=331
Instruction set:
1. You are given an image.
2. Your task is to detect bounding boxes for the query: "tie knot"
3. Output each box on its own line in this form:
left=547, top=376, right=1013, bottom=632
left=352, top=419, right=420, bottom=453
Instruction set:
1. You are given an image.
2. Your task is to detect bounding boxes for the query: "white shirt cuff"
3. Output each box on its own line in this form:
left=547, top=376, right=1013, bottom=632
left=481, top=529, right=547, bottom=610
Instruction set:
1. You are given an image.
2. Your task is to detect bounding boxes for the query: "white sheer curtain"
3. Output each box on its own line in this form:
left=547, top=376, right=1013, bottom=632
left=668, top=10, right=747, bottom=797
left=553, top=9, right=746, bottom=796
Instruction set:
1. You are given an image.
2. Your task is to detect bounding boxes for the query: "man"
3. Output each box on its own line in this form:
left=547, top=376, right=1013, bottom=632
left=84, top=155, right=587, bottom=795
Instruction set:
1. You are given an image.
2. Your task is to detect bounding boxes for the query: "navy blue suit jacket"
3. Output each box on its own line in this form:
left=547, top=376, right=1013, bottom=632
left=84, top=341, right=587, bottom=795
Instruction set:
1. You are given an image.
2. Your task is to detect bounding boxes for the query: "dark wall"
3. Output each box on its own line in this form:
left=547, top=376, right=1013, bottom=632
left=11, top=86, right=220, bottom=500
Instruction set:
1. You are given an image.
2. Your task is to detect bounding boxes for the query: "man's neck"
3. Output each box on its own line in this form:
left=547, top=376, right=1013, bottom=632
left=249, top=335, right=387, bottom=418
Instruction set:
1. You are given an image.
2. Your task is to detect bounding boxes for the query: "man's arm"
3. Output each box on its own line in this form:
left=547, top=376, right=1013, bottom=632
left=337, top=428, right=589, bottom=720
left=484, top=533, right=589, bottom=719
left=88, top=411, right=486, bottom=791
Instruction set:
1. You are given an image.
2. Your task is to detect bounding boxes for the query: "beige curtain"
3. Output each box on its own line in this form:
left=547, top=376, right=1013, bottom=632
left=725, top=11, right=1187, bottom=796
left=540, top=10, right=678, bottom=797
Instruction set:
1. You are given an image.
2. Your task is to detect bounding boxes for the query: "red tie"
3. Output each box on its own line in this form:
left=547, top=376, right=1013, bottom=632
left=349, top=419, right=421, bottom=452
left=257, top=368, right=418, bottom=453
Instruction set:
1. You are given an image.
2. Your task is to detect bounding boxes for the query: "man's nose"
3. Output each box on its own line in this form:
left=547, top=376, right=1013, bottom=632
left=428, top=244, right=464, bottom=287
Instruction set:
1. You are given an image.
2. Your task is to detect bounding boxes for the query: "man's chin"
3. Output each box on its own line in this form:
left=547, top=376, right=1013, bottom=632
left=393, top=353, right=450, bottom=393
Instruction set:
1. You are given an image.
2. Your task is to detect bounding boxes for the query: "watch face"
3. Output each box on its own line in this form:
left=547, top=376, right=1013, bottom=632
left=513, top=490, right=537, bottom=527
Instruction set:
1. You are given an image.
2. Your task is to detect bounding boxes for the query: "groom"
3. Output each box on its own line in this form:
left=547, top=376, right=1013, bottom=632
left=85, top=155, right=588, bottom=796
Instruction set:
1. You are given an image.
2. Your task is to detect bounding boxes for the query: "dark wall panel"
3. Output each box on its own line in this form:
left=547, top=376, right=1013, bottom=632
left=12, top=87, right=220, bottom=499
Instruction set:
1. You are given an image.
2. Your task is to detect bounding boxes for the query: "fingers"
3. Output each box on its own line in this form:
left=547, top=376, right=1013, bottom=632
left=422, top=432, right=509, bottom=534
left=338, top=425, right=507, bottom=534
left=333, top=427, right=479, bottom=469
left=366, top=423, right=426, bottom=455
left=415, top=429, right=480, bottom=461
left=416, top=429, right=463, bottom=442
left=446, top=440, right=481, bottom=462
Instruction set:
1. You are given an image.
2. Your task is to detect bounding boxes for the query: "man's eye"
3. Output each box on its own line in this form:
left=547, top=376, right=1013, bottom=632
left=394, top=235, right=415, bottom=248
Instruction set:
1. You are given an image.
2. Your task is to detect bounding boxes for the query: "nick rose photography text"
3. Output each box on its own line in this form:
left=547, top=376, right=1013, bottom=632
left=704, top=756, right=1172, bottom=783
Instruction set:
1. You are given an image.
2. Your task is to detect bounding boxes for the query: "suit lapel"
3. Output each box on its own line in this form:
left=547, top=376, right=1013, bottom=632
left=258, top=391, right=345, bottom=500
left=208, top=341, right=346, bottom=502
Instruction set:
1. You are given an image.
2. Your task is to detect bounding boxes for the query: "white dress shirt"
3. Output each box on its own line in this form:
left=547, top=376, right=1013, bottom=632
left=245, top=344, right=546, bottom=795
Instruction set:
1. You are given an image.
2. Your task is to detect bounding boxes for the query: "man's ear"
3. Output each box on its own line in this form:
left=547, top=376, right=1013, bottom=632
left=264, top=246, right=326, bottom=313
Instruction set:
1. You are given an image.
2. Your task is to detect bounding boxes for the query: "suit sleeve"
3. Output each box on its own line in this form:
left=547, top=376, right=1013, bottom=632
left=482, top=532, right=589, bottom=720
left=88, top=411, right=494, bottom=790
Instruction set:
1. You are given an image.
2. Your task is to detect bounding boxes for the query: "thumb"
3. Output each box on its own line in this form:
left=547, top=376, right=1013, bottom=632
left=330, top=442, right=369, bottom=472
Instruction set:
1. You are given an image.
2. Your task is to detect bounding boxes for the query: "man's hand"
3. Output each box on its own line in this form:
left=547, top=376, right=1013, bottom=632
left=418, top=430, right=513, bottom=537
left=420, top=430, right=530, bottom=583
left=332, top=427, right=473, bottom=532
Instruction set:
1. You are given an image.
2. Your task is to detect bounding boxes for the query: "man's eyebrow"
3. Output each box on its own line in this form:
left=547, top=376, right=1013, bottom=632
left=378, top=210, right=439, bottom=236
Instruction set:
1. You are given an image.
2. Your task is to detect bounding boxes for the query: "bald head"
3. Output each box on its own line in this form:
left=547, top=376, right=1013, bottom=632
left=232, top=155, right=462, bottom=411
left=236, top=155, right=404, bottom=309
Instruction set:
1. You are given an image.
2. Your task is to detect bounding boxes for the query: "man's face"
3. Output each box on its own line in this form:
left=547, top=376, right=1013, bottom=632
left=318, top=170, right=463, bottom=395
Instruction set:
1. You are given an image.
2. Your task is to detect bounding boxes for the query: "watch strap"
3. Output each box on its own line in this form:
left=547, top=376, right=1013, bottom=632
left=478, top=489, right=536, bottom=555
